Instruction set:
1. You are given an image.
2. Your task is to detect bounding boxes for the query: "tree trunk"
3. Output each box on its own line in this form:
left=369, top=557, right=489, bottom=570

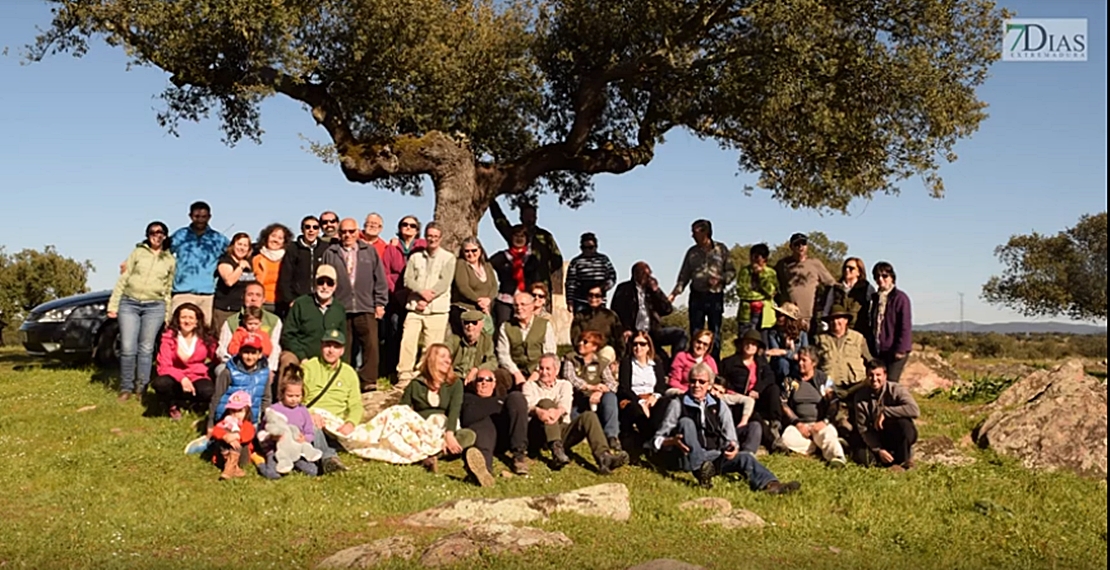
left=430, top=157, right=493, bottom=252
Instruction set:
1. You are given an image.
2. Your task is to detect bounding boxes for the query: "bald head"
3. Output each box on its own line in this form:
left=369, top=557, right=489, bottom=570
left=339, top=218, right=359, bottom=246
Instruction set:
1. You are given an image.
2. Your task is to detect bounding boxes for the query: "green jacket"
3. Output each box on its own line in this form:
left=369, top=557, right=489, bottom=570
left=735, top=265, right=778, bottom=329
left=301, top=356, right=362, bottom=424
left=400, top=376, right=464, bottom=433
left=445, top=332, right=497, bottom=378
left=108, top=243, right=176, bottom=318
left=281, top=295, right=347, bottom=360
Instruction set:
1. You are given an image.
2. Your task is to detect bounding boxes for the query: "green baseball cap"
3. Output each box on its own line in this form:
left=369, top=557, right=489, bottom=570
left=321, top=328, right=347, bottom=345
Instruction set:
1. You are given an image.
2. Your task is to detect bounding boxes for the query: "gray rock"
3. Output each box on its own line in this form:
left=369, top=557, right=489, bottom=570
left=916, top=435, right=976, bottom=467
left=699, top=509, right=767, bottom=529
left=677, top=497, right=732, bottom=516
left=974, top=360, right=1108, bottom=478
left=626, top=560, right=707, bottom=570
left=420, top=524, right=572, bottom=567
left=404, top=483, right=630, bottom=528
left=317, top=536, right=416, bottom=569
left=900, top=349, right=964, bottom=395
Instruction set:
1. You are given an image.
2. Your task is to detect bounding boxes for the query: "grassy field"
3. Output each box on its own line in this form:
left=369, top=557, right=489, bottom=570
left=0, top=348, right=1105, bottom=570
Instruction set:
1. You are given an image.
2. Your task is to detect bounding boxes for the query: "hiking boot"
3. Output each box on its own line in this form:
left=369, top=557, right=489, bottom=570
left=464, top=448, right=495, bottom=488
left=117, top=392, right=131, bottom=403
left=903, top=458, right=916, bottom=470
left=771, top=436, right=791, bottom=455
left=168, top=405, right=182, bottom=421
left=511, top=452, right=530, bottom=476
left=596, top=450, right=630, bottom=475
left=220, top=450, right=246, bottom=480
left=421, top=455, right=439, bottom=474
left=321, top=456, right=349, bottom=475
left=763, top=480, right=802, bottom=495
left=550, top=441, right=571, bottom=470
left=607, top=436, right=622, bottom=452
left=694, top=461, right=717, bottom=489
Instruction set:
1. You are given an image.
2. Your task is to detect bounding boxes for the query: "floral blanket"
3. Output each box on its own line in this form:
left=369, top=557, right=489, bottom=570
left=314, top=406, right=445, bottom=464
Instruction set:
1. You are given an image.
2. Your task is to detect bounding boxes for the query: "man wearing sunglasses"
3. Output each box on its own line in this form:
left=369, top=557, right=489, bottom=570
left=277, top=215, right=330, bottom=316
left=447, top=310, right=498, bottom=386
left=323, top=218, right=389, bottom=392
left=460, top=368, right=531, bottom=484
left=319, top=211, right=341, bottom=243
left=278, top=265, right=348, bottom=381
left=653, top=362, right=802, bottom=494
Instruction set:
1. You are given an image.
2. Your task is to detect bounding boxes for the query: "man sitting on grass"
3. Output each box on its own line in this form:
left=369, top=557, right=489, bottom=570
left=301, top=328, right=362, bottom=474
left=851, top=359, right=920, bottom=472
left=652, top=362, right=801, bottom=494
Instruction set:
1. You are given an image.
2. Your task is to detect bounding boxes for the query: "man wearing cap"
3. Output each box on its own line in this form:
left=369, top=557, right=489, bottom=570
left=279, top=265, right=347, bottom=381
left=397, top=222, right=457, bottom=386
left=670, top=219, right=735, bottom=360
left=816, top=304, right=874, bottom=400
left=302, top=328, right=362, bottom=473
left=446, top=309, right=498, bottom=386
left=564, top=232, right=617, bottom=315
left=775, top=233, right=836, bottom=328
left=324, top=218, right=389, bottom=392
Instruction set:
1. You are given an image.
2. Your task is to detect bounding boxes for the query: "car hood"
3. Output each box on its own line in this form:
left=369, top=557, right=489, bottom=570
left=29, top=290, right=112, bottom=314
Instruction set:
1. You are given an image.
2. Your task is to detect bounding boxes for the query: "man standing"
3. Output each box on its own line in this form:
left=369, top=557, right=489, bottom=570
left=669, top=219, right=735, bottom=360
left=653, top=363, right=802, bottom=493
left=851, top=360, right=920, bottom=471
left=277, top=215, right=330, bottom=315
left=397, top=222, right=457, bottom=385
left=564, top=233, right=617, bottom=314
left=569, top=284, right=624, bottom=364
left=611, top=261, right=686, bottom=358
left=323, top=219, right=388, bottom=392
left=278, top=265, right=348, bottom=380
left=446, top=310, right=498, bottom=385
left=522, top=354, right=629, bottom=474
left=495, top=291, right=557, bottom=392
left=775, top=233, right=836, bottom=329
left=489, top=200, right=562, bottom=305
left=319, top=211, right=341, bottom=243
left=215, top=282, right=283, bottom=374
left=302, top=328, right=362, bottom=474
left=169, top=201, right=229, bottom=324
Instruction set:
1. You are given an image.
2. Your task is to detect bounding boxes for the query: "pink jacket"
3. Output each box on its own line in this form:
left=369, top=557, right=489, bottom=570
left=668, top=352, right=719, bottom=391
left=156, top=329, right=216, bottom=382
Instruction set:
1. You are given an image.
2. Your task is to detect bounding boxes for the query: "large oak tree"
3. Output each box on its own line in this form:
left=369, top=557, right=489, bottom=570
left=29, top=0, right=1003, bottom=245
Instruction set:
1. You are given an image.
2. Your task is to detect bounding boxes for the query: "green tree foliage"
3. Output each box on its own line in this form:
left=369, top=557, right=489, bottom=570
left=27, top=0, right=1004, bottom=244
left=0, top=246, right=94, bottom=336
left=982, top=212, right=1108, bottom=321
left=725, top=231, right=848, bottom=304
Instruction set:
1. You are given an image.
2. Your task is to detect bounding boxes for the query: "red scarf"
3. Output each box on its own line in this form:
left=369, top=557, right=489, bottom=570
left=509, top=246, right=528, bottom=291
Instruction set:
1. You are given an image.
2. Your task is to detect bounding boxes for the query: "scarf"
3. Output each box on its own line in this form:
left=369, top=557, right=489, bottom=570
left=508, top=245, right=529, bottom=291
left=259, top=246, right=285, bottom=263
left=874, top=288, right=891, bottom=341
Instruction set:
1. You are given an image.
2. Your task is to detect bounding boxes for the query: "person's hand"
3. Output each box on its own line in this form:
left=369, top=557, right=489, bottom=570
left=622, top=330, right=632, bottom=343
left=416, top=300, right=428, bottom=312
left=338, top=422, right=355, bottom=436
left=107, top=311, right=118, bottom=319
left=477, top=297, right=491, bottom=311
left=180, top=378, right=195, bottom=395
left=513, top=371, right=527, bottom=386
left=589, top=391, right=603, bottom=406
left=375, top=306, right=385, bottom=319
left=723, top=442, right=738, bottom=461
left=812, top=421, right=827, bottom=433
left=797, top=423, right=812, bottom=438
left=224, top=434, right=241, bottom=450
left=647, top=394, right=659, bottom=407
left=240, top=259, right=252, bottom=270
left=667, top=435, right=691, bottom=454
left=738, top=419, right=749, bottom=429
left=527, top=371, right=539, bottom=384
left=444, top=432, right=463, bottom=455
left=895, top=352, right=907, bottom=360
left=420, top=289, right=436, bottom=302
left=750, top=391, right=760, bottom=400
left=640, top=401, right=652, bottom=418
left=708, top=276, right=721, bottom=289
left=667, top=292, right=678, bottom=303
left=877, top=449, right=895, bottom=465
left=389, top=237, right=400, bottom=247
left=296, top=434, right=305, bottom=444
left=786, top=338, right=796, bottom=351
left=648, top=277, right=660, bottom=292
left=875, top=412, right=885, bottom=431
left=310, top=412, right=325, bottom=429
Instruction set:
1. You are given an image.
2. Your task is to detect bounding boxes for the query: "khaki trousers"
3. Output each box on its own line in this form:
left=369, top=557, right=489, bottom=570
left=396, top=312, right=450, bottom=381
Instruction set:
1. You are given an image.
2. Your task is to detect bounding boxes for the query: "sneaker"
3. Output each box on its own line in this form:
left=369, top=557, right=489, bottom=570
left=183, top=436, right=210, bottom=455
left=168, top=406, right=182, bottom=421
left=607, top=436, right=622, bottom=452
left=465, top=448, right=495, bottom=488
left=511, top=452, right=530, bottom=476
left=829, top=457, right=847, bottom=469
left=763, top=480, right=802, bottom=495
left=550, top=441, right=571, bottom=470
left=694, top=461, right=717, bottom=489
left=322, top=456, right=349, bottom=475
left=596, top=450, right=630, bottom=475
left=838, top=437, right=849, bottom=451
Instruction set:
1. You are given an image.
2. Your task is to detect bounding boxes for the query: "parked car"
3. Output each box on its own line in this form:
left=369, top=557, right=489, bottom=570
left=19, top=291, right=122, bottom=366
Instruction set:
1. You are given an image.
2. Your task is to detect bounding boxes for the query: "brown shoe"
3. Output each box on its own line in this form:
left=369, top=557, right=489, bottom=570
left=220, top=450, right=243, bottom=480
left=511, top=452, right=530, bottom=476
left=763, top=480, right=802, bottom=495
left=888, top=464, right=906, bottom=474
left=117, top=392, right=131, bottom=403
left=464, top=448, right=495, bottom=488
left=421, top=455, right=439, bottom=474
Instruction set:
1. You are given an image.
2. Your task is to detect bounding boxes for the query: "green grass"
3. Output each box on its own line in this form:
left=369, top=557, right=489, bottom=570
left=0, top=349, right=1105, bottom=570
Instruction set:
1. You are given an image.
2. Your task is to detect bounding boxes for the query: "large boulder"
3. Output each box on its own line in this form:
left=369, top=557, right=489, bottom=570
left=420, top=524, right=572, bottom=567
left=973, top=360, right=1108, bottom=478
left=317, top=537, right=416, bottom=569
left=900, top=349, right=963, bottom=395
left=404, top=483, right=631, bottom=528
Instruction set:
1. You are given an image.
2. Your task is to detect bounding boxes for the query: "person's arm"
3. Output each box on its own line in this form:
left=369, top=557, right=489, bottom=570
left=261, top=370, right=273, bottom=411
left=854, top=396, right=882, bottom=452
left=207, top=368, right=232, bottom=430
left=735, top=393, right=756, bottom=425
left=371, top=253, right=390, bottom=310
left=155, top=331, right=183, bottom=380
left=860, top=334, right=875, bottom=365
left=604, top=257, right=617, bottom=293
left=653, top=361, right=671, bottom=396
left=542, top=320, right=557, bottom=354
left=276, top=246, right=296, bottom=307
left=818, top=260, right=837, bottom=287
left=667, top=354, right=689, bottom=390
left=162, top=257, right=176, bottom=320
left=569, top=314, right=583, bottom=347
left=430, top=255, right=455, bottom=300
left=280, top=301, right=306, bottom=360
left=563, top=358, right=589, bottom=392
left=600, top=362, right=618, bottom=392
left=521, top=381, right=540, bottom=412
left=564, top=260, right=579, bottom=306
left=648, top=285, right=675, bottom=317
left=556, top=381, right=574, bottom=421
left=345, top=369, right=363, bottom=424
left=495, top=324, right=519, bottom=374
left=652, top=399, right=682, bottom=450
left=295, top=408, right=315, bottom=443
left=402, top=254, right=420, bottom=295
left=107, top=249, right=137, bottom=315
left=547, top=231, right=563, bottom=270
left=608, top=313, right=624, bottom=357
left=400, top=381, right=415, bottom=408
left=616, top=358, right=635, bottom=402
left=895, top=292, right=914, bottom=356
left=444, top=380, right=464, bottom=433
left=268, top=320, right=283, bottom=371
left=720, top=244, right=737, bottom=286
left=759, top=267, right=778, bottom=300
left=671, top=248, right=692, bottom=297
left=488, top=200, right=514, bottom=244
left=217, top=260, right=245, bottom=287
left=719, top=402, right=739, bottom=446
left=884, top=384, right=920, bottom=419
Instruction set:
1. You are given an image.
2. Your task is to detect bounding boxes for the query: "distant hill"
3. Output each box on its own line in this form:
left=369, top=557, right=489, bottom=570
left=915, top=322, right=1108, bottom=335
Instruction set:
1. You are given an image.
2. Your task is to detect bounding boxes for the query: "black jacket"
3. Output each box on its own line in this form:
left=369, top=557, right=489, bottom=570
left=617, top=355, right=670, bottom=403
left=718, top=354, right=776, bottom=397
left=611, top=280, right=675, bottom=335
left=489, top=249, right=542, bottom=298
left=276, top=236, right=330, bottom=309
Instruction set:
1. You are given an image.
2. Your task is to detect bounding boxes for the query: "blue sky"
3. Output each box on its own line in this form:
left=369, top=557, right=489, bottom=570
left=0, top=0, right=1105, bottom=324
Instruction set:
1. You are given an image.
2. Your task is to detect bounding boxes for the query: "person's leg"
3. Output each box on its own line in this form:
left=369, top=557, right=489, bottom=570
left=190, top=379, right=216, bottom=411
left=596, top=392, right=620, bottom=439
left=779, top=425, right=819, bottom=456
left=687, top=291, right=708, bottom=343
left=813, top=423, right=846, bottom=462
left=706, top=292, right=724, bottom=360
left=422, top=313, right=450, bottom=350
left=116, top=298, right=141, bottom=394
left=293, top=458, right=319, bottom=477
left=357, top=313, right=380, bottom=390
left=718, top=452, right=779, bottom=492
left=737, top=421, right=763, bottom=454
left=493, top=301, right=513, bottom=333
left=493, top=368, right=516, bottom=396
left=886, top=355, right=909, bottom=384
left=149, top=375, right=182, bottom=412
left=312, top=426, right=338, bottom=460
left=503, top=392, right=530, bottom=456
left=675, top=416, right=710, bottom=472
left=135, top=300, right=165, bottom=393
left=258, top=452, right=283, bottom=480
left=563, top=411, right=611, bottom=458
left=454, top=428, right=478, bottom=452
left=881, top=417, right=918, bottom=465
left=469, top=416, right=499, bottom=471
left=396, top=312, right=424, bottom=382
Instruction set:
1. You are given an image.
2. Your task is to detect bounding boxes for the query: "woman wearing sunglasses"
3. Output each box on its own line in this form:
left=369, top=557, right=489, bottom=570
left=819, top=256, right=874, bottom=338
left=616, top=332, right=670, bottom=449
left=450, top=237, right=497, bottom=336
left=107, top=221, right=176, bottom=402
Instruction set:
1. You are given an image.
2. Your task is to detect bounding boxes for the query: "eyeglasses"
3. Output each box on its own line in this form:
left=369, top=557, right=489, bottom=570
left=321, top=219, right=338, bottom=225
left=692, top=378, right=712, bottom=385
left=148, top=230, right=166, bottom=236
left=475, top=376, right=495, bottom=384
left=400, top=222, right=419, bottom=229
left=587, top=293, right=604, bottom=299
left=463, top=320, right=482, bottom=326
left=875, top=273, right=893, bottom=280
left=532, top=293, right=546, bottom=299
left=693, top=340, right=710, bottom=347
left=303, top=224, right=320, bottom=230
left=845, top=265, right=858, bottom=271
left=339, top=229, right=358, bottom=235
left=463, top=249, right=480, bottom=254
left=632, top=341, right=649, bottom=348
left=316, top=277, right=336, bottom=287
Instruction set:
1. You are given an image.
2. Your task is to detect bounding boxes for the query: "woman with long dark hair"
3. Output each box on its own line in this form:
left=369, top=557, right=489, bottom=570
left=107, top=221, right=176, bottom=402
left=212, top=232, right=256, bottom=334
left=820, top=256, right=875, bottom=338
left=151, top=303, right=218, bottom=420
left=252, top=223, right=292, bottom=313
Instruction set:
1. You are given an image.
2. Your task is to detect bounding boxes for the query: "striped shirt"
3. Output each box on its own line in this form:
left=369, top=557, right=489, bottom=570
left=565, top=253, right=617, bottom=304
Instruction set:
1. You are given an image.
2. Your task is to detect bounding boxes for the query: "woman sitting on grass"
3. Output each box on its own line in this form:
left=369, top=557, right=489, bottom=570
left=777, top=347, right=847, bottom=467
left=151, top=303, right=217, bottom=420
left=400, top=343, right=476, bottom=472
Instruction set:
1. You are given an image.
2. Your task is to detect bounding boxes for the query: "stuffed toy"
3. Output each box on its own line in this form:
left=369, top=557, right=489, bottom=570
left=263, top=408, right=323, bottom=474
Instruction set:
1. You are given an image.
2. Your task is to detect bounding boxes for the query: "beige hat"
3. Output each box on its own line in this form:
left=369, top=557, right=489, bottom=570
left=773, top=302, right=801, bottom=321
left=316, top=264, right=338, bottom=281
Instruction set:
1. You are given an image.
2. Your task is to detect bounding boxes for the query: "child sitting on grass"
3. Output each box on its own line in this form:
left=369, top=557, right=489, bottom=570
left=210, top=390, right=256, bottom=480
left=257, top=366, right=320, bottom=479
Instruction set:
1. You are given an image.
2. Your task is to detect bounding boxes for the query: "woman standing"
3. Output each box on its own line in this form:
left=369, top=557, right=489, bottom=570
left=151, top=303, right=217, bottom=420
left=869, top=261, right=913, bottom=383
left=821, top=257, right=874, bottom=338
left=450, top=237, right=497, bottom=335
left=212, top=232, right=256, bottom=334
left=489, top=225, right=539, bottom=331
left=252, top=223, right=291, bottom=313
left=107, top=221, right=176, bottom=402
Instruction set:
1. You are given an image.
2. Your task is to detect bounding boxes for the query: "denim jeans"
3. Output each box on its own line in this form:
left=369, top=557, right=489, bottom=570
left=571, top=391, right=620, bottom=439
left=687, top=291, right=724, bottom=360
left=675, top=417, right=778, bottom=491
left=117, top=297, right=165, bottom=393
left=312, top=427, right=339, bottom=461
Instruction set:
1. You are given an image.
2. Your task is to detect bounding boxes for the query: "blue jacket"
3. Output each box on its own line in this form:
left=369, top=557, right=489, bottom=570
left=170, top=226, right=229, bottom=295
left=213, top=358, right=271, bottom=423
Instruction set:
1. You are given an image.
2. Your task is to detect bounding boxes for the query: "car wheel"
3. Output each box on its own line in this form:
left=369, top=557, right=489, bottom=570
left=94, top=320, right=120, bottom=368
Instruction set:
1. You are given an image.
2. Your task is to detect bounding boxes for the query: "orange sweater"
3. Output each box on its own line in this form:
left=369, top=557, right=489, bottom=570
left=252, top=253, right=282, bottom=304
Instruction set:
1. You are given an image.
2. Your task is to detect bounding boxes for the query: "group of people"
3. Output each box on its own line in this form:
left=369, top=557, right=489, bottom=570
left=106, top=200, right=919, bottom=491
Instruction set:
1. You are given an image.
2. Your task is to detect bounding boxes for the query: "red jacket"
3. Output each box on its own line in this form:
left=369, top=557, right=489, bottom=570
left=155, top=329, right=216, bottom=382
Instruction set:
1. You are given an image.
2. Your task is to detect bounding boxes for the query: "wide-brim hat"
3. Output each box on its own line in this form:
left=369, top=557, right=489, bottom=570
left=735, top=328, right=765, bottom=348
left=773, top=302, right=802, bottom=321
left=321, top=328, right=347, bottom=345
left=823, top=305, right=853, bottom=321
